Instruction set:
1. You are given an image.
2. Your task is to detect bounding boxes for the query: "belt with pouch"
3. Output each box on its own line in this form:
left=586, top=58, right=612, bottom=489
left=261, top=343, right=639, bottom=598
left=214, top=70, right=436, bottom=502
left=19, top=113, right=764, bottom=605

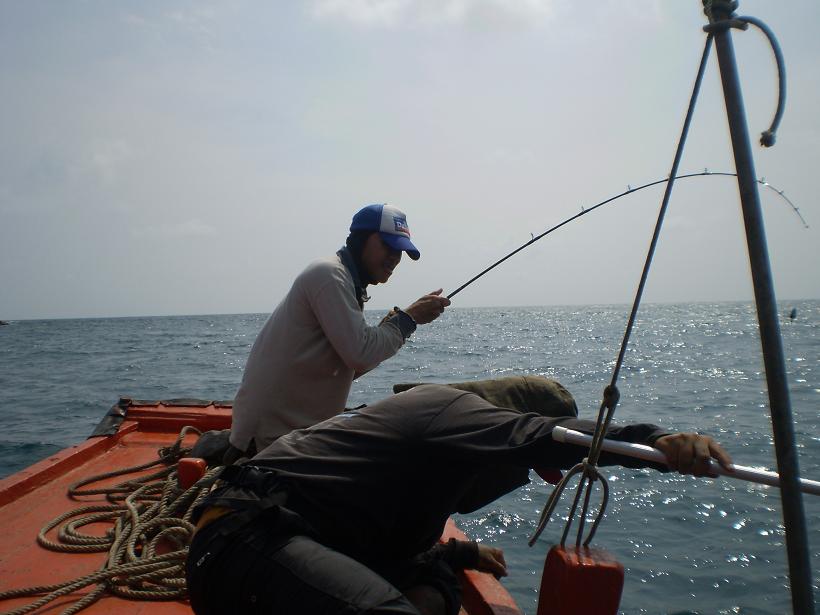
left=193, top=464, right=289, bottom=535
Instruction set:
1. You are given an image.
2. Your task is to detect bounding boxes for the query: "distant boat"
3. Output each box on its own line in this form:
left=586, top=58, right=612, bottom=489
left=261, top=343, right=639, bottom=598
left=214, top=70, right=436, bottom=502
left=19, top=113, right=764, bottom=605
left=789, top=308, right=797, bottom=320
left=0, top=321, right=8, bottom=326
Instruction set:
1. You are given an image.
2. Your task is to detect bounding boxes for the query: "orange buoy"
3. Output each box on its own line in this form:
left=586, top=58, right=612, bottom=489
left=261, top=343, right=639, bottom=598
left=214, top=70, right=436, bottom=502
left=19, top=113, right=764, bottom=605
left=177, top=457, right=208, bottom=489
left=536, top=545, right=624, bottom=615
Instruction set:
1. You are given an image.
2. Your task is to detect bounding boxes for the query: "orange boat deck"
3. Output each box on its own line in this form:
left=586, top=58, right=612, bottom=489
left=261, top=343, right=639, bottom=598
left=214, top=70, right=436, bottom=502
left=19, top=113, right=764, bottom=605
left=0, top=399, right=521, bottom=615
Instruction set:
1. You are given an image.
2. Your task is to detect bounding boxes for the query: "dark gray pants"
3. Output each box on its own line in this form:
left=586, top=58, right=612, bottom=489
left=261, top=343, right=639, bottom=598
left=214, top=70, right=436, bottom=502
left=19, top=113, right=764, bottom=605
left=186, top=510, right=460, bottom=615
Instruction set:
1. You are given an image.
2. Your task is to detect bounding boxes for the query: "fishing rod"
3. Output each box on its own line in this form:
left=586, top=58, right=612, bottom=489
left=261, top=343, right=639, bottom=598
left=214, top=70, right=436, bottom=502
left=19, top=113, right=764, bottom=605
left=447, top=171, right=807, bottom=300
left=552, top=426, right=820, bottom=497
left=759, top=177, right=809, bottom=228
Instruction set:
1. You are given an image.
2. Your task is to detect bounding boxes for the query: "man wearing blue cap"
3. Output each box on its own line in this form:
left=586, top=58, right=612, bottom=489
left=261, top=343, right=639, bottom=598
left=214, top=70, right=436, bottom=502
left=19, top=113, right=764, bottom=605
left=228, top=204, right=450, bottom=457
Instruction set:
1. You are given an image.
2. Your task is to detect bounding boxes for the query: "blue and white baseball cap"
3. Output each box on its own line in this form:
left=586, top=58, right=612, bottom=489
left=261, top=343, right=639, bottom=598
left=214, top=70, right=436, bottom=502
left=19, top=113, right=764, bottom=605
left=350, top=204, right=420, bottom=260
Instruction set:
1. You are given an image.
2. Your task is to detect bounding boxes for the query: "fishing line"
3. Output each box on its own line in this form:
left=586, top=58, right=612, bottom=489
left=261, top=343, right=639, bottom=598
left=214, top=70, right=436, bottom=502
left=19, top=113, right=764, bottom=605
left=447, top=171, right=806, bottom=300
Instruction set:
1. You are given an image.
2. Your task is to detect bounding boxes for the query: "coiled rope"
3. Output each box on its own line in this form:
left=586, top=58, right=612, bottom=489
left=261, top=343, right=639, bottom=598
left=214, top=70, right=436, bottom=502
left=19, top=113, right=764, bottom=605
left=0, top=427, right=222, bottom=615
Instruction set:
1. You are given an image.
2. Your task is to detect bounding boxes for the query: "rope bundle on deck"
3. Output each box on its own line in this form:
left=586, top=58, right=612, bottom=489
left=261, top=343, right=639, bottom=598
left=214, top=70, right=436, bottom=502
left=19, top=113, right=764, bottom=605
left=0, top=427, right=221, bottom=615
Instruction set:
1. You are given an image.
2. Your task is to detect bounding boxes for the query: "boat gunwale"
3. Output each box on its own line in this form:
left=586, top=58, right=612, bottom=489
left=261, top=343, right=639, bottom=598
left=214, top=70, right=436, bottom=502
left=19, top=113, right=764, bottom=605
left=0, top=400, right=232, bottom=507
left=0, top=421, right=138, bottom=507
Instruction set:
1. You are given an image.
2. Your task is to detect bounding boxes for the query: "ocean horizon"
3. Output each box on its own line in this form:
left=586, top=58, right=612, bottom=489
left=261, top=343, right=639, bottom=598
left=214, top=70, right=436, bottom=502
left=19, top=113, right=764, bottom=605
left=3, top=297, right=818, bottom=323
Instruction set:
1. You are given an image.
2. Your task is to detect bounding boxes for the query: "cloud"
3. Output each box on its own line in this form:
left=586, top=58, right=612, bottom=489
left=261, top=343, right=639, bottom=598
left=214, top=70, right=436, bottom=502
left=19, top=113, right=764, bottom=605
left=309, top=0, right=557, bottom=29
left=121, top=6, right=220, bottom=50
left=164, top=6, right=218, bottom=35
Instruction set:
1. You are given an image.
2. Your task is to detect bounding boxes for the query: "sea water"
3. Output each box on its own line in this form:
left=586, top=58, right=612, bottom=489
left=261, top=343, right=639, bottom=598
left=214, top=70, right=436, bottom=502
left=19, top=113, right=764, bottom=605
left=1, top=302, right=818, bottom=614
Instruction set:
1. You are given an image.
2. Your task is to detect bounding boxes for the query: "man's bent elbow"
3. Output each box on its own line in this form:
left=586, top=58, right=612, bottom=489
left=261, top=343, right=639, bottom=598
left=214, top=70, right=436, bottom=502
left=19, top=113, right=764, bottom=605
left=345, top=355, right=381, bottom=374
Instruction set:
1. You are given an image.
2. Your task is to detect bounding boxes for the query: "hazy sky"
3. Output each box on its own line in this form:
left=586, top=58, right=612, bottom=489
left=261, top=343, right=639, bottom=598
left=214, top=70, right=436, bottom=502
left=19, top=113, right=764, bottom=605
left=2, top=1, right=818, bottom=320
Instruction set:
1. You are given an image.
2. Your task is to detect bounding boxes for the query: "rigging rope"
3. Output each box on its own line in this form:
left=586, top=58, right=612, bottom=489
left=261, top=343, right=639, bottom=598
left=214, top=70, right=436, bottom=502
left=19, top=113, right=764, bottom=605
left=530, top=32, right=716, bottom=548
left=530, top=2, right=794, bottom=551
left=0, top=428, right=221, bottom=615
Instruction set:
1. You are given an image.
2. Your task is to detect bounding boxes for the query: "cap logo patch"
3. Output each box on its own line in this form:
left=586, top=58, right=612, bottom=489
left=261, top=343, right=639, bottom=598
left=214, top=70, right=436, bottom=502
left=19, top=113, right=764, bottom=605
left=393, top=216, right=410, bottom=236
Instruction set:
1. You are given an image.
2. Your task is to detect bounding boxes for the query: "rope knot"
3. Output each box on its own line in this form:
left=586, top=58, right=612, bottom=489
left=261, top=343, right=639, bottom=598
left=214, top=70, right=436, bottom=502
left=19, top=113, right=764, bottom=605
left=581, top=458, right=599, bottom=481
left=157, top=444, right=183, bottom=464
left=158, top=426, right=200, bottom=464
left=703, top=0, right=738, bottom=21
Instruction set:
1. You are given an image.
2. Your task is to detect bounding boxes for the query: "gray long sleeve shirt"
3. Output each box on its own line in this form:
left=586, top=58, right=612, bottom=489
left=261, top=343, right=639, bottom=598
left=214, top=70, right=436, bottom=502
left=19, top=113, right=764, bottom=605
left=230, top=249, right=415, bottom=452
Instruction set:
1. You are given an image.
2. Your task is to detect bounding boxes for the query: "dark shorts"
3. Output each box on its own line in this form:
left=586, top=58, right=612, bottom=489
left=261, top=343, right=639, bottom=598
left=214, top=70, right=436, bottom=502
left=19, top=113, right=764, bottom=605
left=186, top=509, right=462, bottom=615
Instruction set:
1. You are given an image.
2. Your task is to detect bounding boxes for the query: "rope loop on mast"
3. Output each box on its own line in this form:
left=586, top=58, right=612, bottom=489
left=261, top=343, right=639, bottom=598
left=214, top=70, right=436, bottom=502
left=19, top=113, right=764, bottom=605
left=736, top=16, right=786, bottom=147
left=703, top=2, right=786, bottom=148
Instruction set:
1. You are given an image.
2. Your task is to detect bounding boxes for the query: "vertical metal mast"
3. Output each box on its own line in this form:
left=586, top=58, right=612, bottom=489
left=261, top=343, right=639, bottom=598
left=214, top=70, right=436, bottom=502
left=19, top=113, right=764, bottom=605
left=703, top=1, right=815, bottom=613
